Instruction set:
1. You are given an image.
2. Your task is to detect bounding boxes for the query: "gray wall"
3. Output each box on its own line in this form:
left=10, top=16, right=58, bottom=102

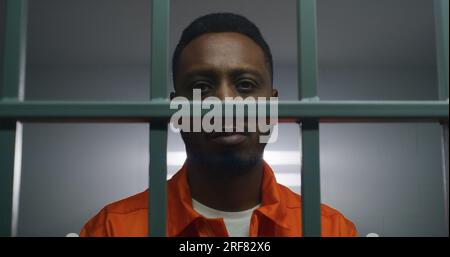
left=0, top=0, right=447, bottom=236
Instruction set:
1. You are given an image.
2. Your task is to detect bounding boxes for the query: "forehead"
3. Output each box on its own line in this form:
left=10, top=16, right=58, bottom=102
left=177, top=32, right=268, bottom=76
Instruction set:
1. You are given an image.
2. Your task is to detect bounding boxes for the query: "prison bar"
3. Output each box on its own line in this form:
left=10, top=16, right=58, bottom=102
left=435, top=0, right=449, bottom=100
left=148, top=0, right=170, bottom=237
left=434, top=0, right=450, bottom=235
left=0, top=100, right=447, bottom=121
left=0, top=0, right=27, bottom=237
left=297, top=0, right=321, bottom=236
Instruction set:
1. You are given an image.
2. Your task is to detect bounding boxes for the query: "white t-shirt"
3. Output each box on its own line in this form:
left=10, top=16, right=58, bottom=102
left=192, top=198, right=261, bottom=237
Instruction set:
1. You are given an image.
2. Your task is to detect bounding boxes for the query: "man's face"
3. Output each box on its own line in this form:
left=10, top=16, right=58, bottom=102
left=173, top=32, right=277, bottom=173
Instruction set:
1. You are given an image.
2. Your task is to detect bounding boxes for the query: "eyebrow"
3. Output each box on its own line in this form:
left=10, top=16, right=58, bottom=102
left=230, top=68, right=265, bottom=82
left=182, top=69, right=218, bottom=82
left=182, top=67, right=265, bottom=82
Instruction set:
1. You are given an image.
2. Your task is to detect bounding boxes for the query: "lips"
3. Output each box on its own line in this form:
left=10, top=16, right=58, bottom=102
left=210, top=132, right=247, bottom=146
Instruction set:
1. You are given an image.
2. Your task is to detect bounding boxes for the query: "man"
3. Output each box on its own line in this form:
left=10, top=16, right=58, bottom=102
left=80, top=13, right=357, bottom=237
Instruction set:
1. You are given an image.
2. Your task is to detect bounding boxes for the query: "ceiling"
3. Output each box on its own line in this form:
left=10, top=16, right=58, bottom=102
left=4, top=0, right=438, bottom=68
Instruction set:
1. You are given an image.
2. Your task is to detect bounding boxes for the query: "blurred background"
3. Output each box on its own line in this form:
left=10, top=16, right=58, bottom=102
left=0, top=0, right=448, bottom=236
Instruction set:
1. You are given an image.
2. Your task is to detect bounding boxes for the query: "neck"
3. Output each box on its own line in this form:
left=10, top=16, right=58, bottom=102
left=187, top=159, right=263, bottom=212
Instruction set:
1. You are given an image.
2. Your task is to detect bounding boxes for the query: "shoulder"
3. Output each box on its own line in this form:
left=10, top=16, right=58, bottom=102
left=277, top=183, right=301, bottom=208
left=276, top=183, right=358, bottom=237
left=320, top=203, right=358, bottom=237
left=103, top=190, right=148, bottom=214
left=80, top=190, right=148, bottom=236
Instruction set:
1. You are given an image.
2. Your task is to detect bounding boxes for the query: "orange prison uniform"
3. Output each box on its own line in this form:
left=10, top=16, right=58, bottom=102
left=80, top=161, right=357, bottom=237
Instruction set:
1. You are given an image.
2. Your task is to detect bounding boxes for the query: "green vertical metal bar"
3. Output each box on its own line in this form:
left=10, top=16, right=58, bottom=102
left=300, top=119, right=321, bottom=237
left=0, top=122, right=16, bottom=237
left=1, top=0, right=27, bottom=100
left=434, top=0, right=449, bottom=236
left=434, top=0, right=449, bottom=100
left=0, top=0, right=27, bottom=237
left=298, top=0, right=321, bottom=237
left=149, top=0, right=169, bottom=237
left=298, top=0, right=319, bottom=99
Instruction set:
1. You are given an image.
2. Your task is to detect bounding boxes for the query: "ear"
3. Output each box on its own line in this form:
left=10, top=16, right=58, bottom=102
left=271, top=88, right=278, bottom=97
left=170, top=92, right=176, bottom=100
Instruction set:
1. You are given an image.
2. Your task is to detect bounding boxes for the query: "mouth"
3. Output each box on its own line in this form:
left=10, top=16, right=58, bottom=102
left=210, top=132, right=248, bottom=146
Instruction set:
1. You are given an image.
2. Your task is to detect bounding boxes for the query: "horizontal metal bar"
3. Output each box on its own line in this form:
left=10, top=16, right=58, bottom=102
left=0, top=100, right=447, bottom=121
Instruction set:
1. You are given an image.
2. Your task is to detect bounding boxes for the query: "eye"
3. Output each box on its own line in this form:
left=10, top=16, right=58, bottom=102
left=191, top=81, right=213, bottom=95
left=235, top=79, right=257, bottom=93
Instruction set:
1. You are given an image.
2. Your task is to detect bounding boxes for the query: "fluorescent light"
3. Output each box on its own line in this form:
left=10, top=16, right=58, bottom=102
left=167, top=151, right=187, bottom=166
left=263, top=151, right=301, bottom=165
left=274, top=173, right=301, bottom=187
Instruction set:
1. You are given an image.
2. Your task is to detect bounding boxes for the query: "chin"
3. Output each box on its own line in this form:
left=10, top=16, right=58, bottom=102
left=189, top=148, right=262, bottom=174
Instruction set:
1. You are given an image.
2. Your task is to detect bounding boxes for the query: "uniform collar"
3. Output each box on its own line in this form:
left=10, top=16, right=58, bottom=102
left=167, top=160, right=290, bottom=236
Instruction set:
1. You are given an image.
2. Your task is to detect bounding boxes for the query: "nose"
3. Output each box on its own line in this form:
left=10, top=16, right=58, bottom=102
left=215, top=82, right=237, bottom=100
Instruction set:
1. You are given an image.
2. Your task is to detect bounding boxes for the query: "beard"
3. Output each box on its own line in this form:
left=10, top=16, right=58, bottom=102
left=186, top=145, right=263, bottom=177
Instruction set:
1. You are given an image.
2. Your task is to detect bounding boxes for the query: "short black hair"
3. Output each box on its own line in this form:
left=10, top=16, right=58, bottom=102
left=172, top=13, right=273, bottom=87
